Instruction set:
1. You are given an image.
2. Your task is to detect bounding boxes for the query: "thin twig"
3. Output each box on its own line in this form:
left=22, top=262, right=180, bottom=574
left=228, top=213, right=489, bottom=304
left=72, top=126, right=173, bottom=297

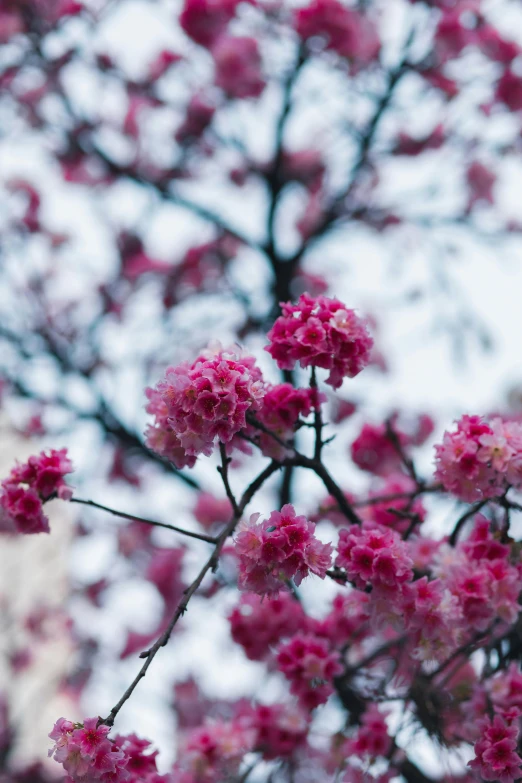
left=449, top=499, right=489, bottom=546
left=100, top=460, right=280, bottom=726
left=69, top=497, right=216, bottom=544
left=310, top=367, right=324, bottom=460
left=218, top=443, right=239, bottom=515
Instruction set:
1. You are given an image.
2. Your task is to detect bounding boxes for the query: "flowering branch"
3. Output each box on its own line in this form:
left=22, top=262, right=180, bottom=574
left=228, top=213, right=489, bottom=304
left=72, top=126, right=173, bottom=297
left=101, top=459, right=280, bottom=727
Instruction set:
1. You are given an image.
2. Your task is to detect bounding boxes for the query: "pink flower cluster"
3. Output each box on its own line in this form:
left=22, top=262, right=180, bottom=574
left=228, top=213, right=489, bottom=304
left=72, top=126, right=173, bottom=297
left=434, top=516, right=521, bottom=631
left=295, top=0, right=380, bottom=65
left=0, top=449, right=73, bottom=535
left=266, top=294, right=373, bottom=389
left=351, top=414, right=433, bottom=476
left=180, top=719, right=254, bottom=781
left=213, top=36, right=264, bottom=99
left=174, top=701, right=308, bottom=779
left=350, top=423, right=405, bottom=476
left=469, top=713, right=522, bottom=783
left=179, top=0, right=241, bottom=48
left=193, top=492, right=232, bottom=530
left=228, top=591, right=305, bottom=660
left=234, top=504, right=333, bottom=594
left=362, top=474, right=426, bottom=535
left=276, top=632, right=343, bottom=710
left=434, top=415, right=522, bottom=501
left=400, top=517, right=520, bottom=662
left=146, top=344, right=264, bottom=468
left=256, top=383, right=322, bottom=459
left=243, top=702, right=308, bottom=760
left=336, top=524, right=413, bottom=592
left=344, top=705, right=391, bottom=760
left=310, top=591, right=370, bottom=649
left=49, top=718, right=160, bottom=783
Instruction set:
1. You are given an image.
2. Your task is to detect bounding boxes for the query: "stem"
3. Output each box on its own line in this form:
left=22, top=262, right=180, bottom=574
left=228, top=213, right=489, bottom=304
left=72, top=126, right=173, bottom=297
left=295, top=454, right=363, bottom=526
left=449, top=499, right=488, bottom=545
left=101, top=460, right=280, bottom=726
left=310, top=367, right=324, bottom=461
left=69, top=497, right=216, bottom=544
left=218, top=443, right=239, bottom=516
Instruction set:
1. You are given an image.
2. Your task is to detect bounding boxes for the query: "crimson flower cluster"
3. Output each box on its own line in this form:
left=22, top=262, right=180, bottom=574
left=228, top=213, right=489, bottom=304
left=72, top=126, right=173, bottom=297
left=174, top=701, right=308, bottom=780
left=435, top=414, right=522, bottom=501
left=234, top=503, right=333, bottom=594
left=336, top=524, right=413, bottom=592
left=193, top=492, right=232, bottom=530
left=276, top=632, right=343, bottom=710
left=228, top=591, right=306, bottom=661
left=469, top=713, right=522, bottom=783
left=265, top=293, right=373, bottom=389
left=256, top=383, right=323, bottom=460
left=350, top=414, right=434, bottom=476
left=0, top=448, right=72, bottom=535
left=343, top=705, right=391, bottom=761
left=295, top=0, right=380, bottom=65
left=145, top=344, right=264, bottom=468
left=48, top=718, right=160, bottom=783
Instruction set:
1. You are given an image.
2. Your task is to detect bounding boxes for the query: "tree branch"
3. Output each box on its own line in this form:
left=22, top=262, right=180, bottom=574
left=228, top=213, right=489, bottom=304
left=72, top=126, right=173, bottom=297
left=68, top=497, right=216, bottom=544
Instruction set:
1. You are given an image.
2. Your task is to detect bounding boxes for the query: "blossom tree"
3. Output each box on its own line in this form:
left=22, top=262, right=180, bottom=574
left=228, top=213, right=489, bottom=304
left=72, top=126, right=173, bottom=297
left=2, top=0, right=522, bottom=782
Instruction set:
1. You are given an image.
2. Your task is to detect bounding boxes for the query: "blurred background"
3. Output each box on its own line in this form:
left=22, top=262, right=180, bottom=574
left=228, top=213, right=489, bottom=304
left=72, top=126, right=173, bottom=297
left=1, top=0, right=522, bottom=779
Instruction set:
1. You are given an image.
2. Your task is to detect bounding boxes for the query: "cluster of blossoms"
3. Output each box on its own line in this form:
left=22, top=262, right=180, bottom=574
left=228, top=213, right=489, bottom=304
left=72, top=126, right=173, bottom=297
left=431, top=516, right=521, bottom=632
left=362, top=474, right=426, bottom=535
left=276, top=632, right=343, bottom=710
left=435, top=414, right=522, bottom=501
left=350, top=414, right=434, bottom=476
left=332, top=513, right=522, bottom=664
left=174, top=701, right=309, bottom=780
left=146, top=344, right=264, bottom=468
left=234, top=504, right=332, bottom=594
left=310, top=591, right=370, bottom=649
left=344, top=705, right=391, bottom=761
left=469, top=713, right=522, bottom=783
left=179, top=0, right=264, bottom=99
left=48, top=718, right=161, bottom=783
left=256, top=383, right=322, bottom=459
left=0, top=449, right=72, bottom=535
left=193, top=492, right=232, bottom=531
left=240, top=702, right=309, bottom=760
left=265, top=293, right=373, bottom=389
left=336, top=523, right=414, bottom=593
left=229, top=589, right=370, bottom=663
left=177, top=719, right=254, bottom=781
left=228, top=591, right=305, bottom=661
left=294, top=0, right=380, bottom=66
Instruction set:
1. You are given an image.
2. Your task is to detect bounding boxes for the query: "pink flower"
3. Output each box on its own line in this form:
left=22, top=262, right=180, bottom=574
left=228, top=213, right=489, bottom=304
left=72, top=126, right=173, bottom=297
left=179, top=0, right=241, bottom=47
left=295, top=0, right=379, bottom=65
left=234, top=504, right=333, bottom=595
left=496, top=69, right=522, bottom=112
left=175, top=94, right=215, bottom=144
left=0, top=449, right=73, bottom=535
left=49, top=718, right=160, bottom=783
left=434, top=415, right=522, bottom=501
left=467, top=161, right=496, bottom=208
left=193, top=492, right=232, bottom=530
left=336, top=524, right=413, bottom=591
left=256, top=383, right=322, bottom=459
left=276, top=632, right=343, bottom=710
left=228, top=591, right=306, bottom=661
left=145, top=344, right=264, bottom=467
left=265, top=294, right=373, bottom=389
left=213, top=36, right=265, bottom=99
left=469, top=713, right=522, bottom=783
left=344, top=705, right=391, bottom=759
